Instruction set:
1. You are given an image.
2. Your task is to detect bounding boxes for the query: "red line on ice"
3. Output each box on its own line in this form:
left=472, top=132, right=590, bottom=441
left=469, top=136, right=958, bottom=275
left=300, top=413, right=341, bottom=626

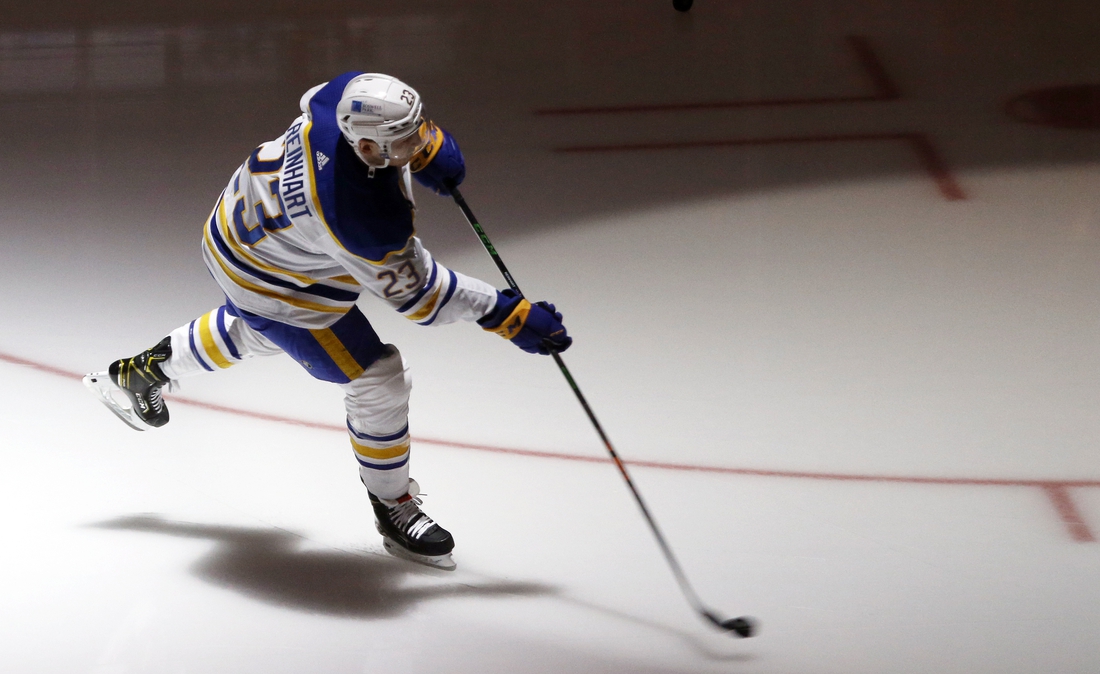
left=3, top=349, right=1093, bottom=541
left=555, top=132, right=966, bottom=201
left=538, top=35, right=964, bottom=202
left=1041, top=484, right=1097, bottom=543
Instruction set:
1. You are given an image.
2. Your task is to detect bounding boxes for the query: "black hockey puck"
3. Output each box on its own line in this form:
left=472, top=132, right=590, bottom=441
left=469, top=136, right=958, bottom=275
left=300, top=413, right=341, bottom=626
left=722, top=617, right=756, bottom=638
left=673, top=0, right=693, bottom=12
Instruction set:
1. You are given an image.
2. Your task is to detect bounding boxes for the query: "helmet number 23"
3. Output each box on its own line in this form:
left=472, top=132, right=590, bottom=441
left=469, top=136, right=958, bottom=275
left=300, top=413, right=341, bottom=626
left=400, top=90, right=415, bottom=105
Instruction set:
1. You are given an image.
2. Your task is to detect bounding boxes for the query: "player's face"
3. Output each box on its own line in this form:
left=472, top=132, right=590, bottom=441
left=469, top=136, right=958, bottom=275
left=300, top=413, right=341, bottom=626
left=358, top=124, right=429, bottom=168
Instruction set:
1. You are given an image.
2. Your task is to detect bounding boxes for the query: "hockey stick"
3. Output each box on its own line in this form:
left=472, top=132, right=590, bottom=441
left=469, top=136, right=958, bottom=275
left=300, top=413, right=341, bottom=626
left=448, top=185, right=755, bottom=638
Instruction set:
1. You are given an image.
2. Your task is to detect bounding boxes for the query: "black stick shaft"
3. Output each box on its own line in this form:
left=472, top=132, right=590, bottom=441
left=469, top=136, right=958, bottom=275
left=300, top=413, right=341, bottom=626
left=449, top=186, right=748, bottom=634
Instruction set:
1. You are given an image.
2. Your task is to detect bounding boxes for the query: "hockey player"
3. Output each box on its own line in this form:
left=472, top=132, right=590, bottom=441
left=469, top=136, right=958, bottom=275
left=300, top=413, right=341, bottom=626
left=84, top=72, right=572, bottom=570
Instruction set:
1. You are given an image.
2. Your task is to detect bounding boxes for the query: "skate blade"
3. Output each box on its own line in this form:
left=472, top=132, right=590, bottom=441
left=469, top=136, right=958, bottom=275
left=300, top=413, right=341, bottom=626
left=83, top=372, right=148, bottom=432
left=381, top=538, right=457, bottom=571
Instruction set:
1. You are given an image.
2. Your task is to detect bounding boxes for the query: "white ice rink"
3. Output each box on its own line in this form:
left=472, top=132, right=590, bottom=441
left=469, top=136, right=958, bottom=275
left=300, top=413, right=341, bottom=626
left=2, top=1, right=1100, bottom=672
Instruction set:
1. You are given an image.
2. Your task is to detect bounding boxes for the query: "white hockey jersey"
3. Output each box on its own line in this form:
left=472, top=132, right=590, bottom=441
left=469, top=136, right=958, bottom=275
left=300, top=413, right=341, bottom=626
left=201, top=72, right=497, bottom=329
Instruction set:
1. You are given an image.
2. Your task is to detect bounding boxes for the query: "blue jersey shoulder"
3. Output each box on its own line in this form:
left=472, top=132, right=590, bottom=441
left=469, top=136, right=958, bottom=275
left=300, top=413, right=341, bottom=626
left=305, top=71, right=364, bottom=227
left=330, top=140, right=415, bottom=262
left=297, top=71, right=414, bottom=262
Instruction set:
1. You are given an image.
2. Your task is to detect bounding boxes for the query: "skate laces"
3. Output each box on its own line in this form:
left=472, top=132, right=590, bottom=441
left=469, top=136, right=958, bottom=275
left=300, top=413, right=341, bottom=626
left=389, top=497, right=437, bottom=539
left=144, top=375, right=175, bottom=413
left=147, top=382, right=166, bottom=413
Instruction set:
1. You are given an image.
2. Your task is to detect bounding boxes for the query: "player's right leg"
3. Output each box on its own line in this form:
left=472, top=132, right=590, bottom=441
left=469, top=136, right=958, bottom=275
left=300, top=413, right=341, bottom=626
left=84, top=305, right=280, bottom=430
left=339, top=344, right=455, bottom=569
left=227, top=305, right=456, bottom=568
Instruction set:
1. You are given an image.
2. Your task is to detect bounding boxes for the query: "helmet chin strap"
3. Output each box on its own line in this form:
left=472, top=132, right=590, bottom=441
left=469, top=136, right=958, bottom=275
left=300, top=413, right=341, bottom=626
left=376, top=139, right=393, bottom=168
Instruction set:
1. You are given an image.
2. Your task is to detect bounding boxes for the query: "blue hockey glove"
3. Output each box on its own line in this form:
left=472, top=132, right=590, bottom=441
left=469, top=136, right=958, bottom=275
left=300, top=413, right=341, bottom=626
left=478, top=289, right=573, bottom=355
left=409, top=121, right=465, bottom=196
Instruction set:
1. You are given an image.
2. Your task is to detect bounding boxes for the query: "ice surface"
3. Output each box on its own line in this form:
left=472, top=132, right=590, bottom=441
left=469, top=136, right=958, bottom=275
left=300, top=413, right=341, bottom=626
left=2, top=1, right=1100, bottom=672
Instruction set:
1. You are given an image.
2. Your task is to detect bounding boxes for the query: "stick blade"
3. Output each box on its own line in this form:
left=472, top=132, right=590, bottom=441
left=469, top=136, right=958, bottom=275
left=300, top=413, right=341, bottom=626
left=703, top=611, right=757, bottom=638
left=721, top=616, right=756, bottom=638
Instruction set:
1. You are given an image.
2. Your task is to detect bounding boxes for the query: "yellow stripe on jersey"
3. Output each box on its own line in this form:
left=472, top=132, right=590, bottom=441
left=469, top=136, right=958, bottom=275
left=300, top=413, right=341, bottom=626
left=204, top=226, right=347, bottom=315
left=309, top=327, right=366, bottom=380
left=198, top=311, right=234, bottom=369
left=351, top=440, right=410, bottom=461
left=405, top=286, right=442, bottom=322
left=302, top=121, right=327, bottom=227
left=216, top=196, right=320, bottom=288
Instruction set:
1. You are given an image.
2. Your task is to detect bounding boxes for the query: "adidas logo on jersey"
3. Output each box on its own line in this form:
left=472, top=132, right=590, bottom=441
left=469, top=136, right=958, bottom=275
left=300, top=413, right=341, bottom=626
left=316, top=151, right=330, bottom=171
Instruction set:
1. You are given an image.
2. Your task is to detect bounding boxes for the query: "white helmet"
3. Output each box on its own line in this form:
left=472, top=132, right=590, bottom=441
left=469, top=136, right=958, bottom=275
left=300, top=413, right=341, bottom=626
left=335, top=73, right=424, bottom=167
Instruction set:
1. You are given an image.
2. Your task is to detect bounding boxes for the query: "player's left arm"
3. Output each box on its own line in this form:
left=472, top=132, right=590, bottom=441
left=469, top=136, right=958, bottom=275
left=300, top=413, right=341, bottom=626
left=335, top=237, right=498, bottom=326
left=387, top=252, right=573, bottom=355
left=334, top=238, right=571, bottom=352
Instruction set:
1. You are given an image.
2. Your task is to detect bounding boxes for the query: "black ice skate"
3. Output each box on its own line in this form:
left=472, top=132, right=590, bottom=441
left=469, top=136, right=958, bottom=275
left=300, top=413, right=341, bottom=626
left=370, top=479, right=456, bottom=571
left=83, top=337, right=173, bottom=431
